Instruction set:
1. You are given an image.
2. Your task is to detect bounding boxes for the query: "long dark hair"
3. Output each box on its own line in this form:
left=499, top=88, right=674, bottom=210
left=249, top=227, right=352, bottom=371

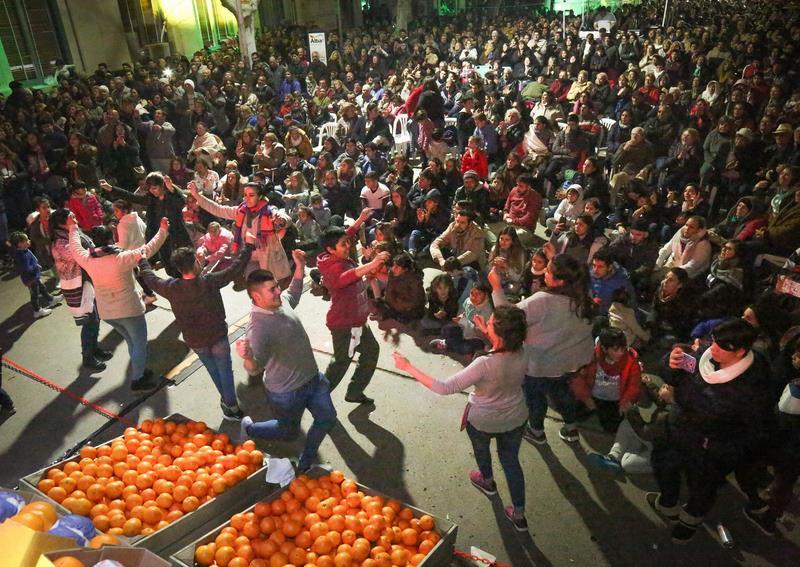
left=489, top=305, right=528, bottom=353
left=546, top=254, right=595, bottom=321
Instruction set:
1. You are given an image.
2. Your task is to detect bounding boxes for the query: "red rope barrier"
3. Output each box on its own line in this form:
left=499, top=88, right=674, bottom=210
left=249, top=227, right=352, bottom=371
left=1, top=356, right=137, bottom=427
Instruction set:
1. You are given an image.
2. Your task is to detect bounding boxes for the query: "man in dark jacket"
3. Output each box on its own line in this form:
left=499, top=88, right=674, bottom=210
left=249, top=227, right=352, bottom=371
left=648, top=318, right=773, bottom=543
left=139, top=244, right=253, bottom=420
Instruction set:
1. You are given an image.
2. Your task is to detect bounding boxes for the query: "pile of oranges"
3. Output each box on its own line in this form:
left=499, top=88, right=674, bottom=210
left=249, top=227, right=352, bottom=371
left=194, top=471, right=441, bottom=567
left=35, top=418, right=264, bottom=538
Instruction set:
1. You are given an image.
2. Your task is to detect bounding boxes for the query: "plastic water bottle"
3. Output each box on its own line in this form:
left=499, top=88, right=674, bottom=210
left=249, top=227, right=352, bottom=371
left=716, top=522, right=734, bottom=548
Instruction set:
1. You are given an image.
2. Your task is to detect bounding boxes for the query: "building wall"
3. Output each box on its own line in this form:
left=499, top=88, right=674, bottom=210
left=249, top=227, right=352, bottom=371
left=54, top=0, right=132, bottom=74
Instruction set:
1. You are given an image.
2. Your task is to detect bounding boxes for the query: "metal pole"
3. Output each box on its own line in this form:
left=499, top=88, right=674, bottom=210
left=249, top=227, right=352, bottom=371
left=662, top=0, right=670, bottom=28
left=337, top=0, right=343, bottom=46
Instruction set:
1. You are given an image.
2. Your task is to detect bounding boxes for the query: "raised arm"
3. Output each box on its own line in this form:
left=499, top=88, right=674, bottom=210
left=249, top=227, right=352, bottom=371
left=392, top=351, right=484, bottom=395
left=100, top=179, right=149, bottom=206
left=187, top=181, right=238, bottom=220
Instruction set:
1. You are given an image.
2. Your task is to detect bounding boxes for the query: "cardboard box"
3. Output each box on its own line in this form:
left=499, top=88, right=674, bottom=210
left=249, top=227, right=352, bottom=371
left=18, top=414, right=271, bottom=554
left=0, top=521, right=76, bottom=567
left=38, top=547, right=170, bottom=567
left=171, top=466, right=458, bottom=567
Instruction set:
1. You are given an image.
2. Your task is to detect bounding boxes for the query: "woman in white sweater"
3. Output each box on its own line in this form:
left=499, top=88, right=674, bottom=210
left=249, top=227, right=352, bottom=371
left=112, top=199, right=157, bottom=305
left=393, top=305, right=530, bottom=532
left=67, top=213, right=168, bottom=391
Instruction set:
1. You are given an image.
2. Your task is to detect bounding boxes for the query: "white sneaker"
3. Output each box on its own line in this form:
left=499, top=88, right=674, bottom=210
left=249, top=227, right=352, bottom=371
left=240, top=416, right=253, bottom=442
left=34, top=308, right=52, bottom=319
left=47, top=296, right=63, bottom=308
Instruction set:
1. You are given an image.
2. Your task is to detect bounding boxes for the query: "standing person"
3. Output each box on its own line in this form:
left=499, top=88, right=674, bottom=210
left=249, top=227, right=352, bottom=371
left=67, top=213, right=168, bottom=391
left=235, top=250, right=337, bottom=472
left=392, top=305, right=530, bottom=531
left=50, top=209, right=111, bottom=372
left=112, top=200, right=157, bottom=305
left=139, top=108, right=176, bottom=173
left=10, top=231, right=61, bottom=319
left=138, top=243, right=254, bottom=421
left=316, top=211, right=390, bottom=404
left=489, top=254, right=595, bottom=444
left=648, top=318, right=772, bottom=543
left=188, top=181, right=291, bottom=286
left=100, top=173, right=192, bottom=278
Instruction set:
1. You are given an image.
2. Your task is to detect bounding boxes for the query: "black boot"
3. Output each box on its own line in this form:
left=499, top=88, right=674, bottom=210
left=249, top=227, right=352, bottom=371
left=82, top=355, right=107, bottom=372
left=93, top=349, right=113, bottom=361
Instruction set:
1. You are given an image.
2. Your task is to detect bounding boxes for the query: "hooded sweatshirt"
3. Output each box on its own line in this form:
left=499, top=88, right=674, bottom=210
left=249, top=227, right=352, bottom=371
left=553, top=184, right=585, bottom=226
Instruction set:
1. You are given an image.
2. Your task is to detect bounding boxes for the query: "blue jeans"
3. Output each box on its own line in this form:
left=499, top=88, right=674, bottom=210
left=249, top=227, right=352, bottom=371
left=106, top=315, right=148, bottom=381
left=194, top=337, right=237, bottom=406
left=246, top=373, right=337, bottom=470
left=79, top=309, right=100, bottom=357
left=524, top=374, right=578, bottom=432
left=408, top=229, right=433, bottom=254
left=442, top=324, right=485, bottom=355
left=466, top=423, right=526, bottom=510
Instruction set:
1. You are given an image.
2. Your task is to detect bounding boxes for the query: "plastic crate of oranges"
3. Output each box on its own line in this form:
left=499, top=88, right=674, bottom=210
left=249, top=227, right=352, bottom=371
left=29, top=418, right=265, bottom=539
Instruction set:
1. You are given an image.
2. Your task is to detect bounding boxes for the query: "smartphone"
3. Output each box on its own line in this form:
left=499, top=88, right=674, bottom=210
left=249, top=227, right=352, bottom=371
left=679, top=353, right=697, bottom=374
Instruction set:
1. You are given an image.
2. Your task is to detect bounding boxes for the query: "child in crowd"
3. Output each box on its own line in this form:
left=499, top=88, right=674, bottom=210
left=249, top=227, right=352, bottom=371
left=570, top=327, right=641, bottom=432
left=10, top=231, right=61, bottom=319
left=373, top=252, right=426, bottom=323
left=429, top=283, right=494, bottom=355
left=427, top=128, right=455, bottom=163
left=197, top=221, right=234, bottom=273
left=546, top=183, right=585, bottom=232
left=295, top=206, right=322, bottom=255
left=414, top=108, right=434, bottom=160
left=587, top=374, right=673, bottom=474
left=422, top=272, right=460, bottom=333
left=521, top=248, right=548, bottom=297
left=608, top=288, right=651, bottom=349
left=309, top=193, right=331, bottom=229
left=461, top=135, right=489, bottom=180
left=442, top=257, right=478, bottom=305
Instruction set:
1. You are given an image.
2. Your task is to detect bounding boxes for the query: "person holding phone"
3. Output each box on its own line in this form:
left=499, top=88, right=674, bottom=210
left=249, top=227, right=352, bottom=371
left=647, top=318, right=773, bottom=543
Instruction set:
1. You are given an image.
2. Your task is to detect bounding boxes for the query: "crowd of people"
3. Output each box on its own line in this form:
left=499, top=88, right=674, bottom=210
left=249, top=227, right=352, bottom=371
left=2, top=0, right=800, bottom=544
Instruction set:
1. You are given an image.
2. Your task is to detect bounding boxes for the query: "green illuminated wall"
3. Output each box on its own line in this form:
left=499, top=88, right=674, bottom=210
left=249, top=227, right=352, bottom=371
left=0, top=39, right=13, bottom=94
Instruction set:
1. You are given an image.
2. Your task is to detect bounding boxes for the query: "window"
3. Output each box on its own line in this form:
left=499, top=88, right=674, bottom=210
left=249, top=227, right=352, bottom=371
left=0, top=0, right=66, bottom=81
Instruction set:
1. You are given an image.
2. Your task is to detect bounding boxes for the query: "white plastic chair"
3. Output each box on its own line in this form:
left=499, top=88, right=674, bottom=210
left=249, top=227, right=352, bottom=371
left=393, top=114, right=411, bottom=155
left=313, top=122, right=340, bottom=153
left=597, top=118, right=617, bottom=158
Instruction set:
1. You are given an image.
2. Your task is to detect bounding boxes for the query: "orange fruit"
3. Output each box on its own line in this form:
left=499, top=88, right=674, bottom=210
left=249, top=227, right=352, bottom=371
left=214, top=545, right=237, bottom=567
left=53, top=558, right=85, bottom=567
left=123, top=517, right=143, bottom=536
left=182, top=495, right=200, bottom=513
left=10, top=511, right=46, bottom=531
left=88, top=533, right=121, bottom=548
left=391, top=547, right=409, bottom=566
left=143, top=505, right=163, bottom=525
left=312, top=535, right=334, bottom=555
left=22, top=502, right=57, bottom=527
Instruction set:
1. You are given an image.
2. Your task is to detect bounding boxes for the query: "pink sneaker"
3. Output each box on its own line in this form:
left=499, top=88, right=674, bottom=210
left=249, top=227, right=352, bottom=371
left=468, top=470, right=497, bottom=496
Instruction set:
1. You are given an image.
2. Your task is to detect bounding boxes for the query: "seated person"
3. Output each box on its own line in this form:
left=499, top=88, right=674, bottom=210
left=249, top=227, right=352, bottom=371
left=571, top=327, right=641, bottom=433
left=197, top=221, right=234, bottom=273
left=429, top=283, right=494, bottom=356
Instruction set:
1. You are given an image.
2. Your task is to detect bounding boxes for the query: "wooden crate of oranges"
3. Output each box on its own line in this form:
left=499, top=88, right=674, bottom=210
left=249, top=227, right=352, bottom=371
left=171, top=466, right=458, bottom=567
left=19, top=415, right=273, bottom=554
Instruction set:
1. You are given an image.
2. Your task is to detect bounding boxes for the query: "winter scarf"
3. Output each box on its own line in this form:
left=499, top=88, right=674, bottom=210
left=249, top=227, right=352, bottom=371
left=89, top=244, right=122, bottom=258
left=232, top=199, right=281, bottom=252
left=698, top=348, right=754, bottom=384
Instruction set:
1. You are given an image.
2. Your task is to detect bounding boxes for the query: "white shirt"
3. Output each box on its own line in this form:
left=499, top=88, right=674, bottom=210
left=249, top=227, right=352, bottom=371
left=360, top=182, right=390, bottom=211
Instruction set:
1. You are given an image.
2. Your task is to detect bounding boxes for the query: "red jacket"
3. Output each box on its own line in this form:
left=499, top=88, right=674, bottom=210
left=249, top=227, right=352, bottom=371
left=316, top=225, right=370, bottom=329
left=504, top=186, right=542, bottom=229
left=68, top=194, right=104, bottom=231
left=571, top=345, right=641, bottom=407
left=460, top=148, right=488, bottom=180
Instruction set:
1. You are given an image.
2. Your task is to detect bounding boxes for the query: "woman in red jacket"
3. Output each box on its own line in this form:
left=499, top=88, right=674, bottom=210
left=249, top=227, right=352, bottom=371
left=571, top=327, right=641, bottom=432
